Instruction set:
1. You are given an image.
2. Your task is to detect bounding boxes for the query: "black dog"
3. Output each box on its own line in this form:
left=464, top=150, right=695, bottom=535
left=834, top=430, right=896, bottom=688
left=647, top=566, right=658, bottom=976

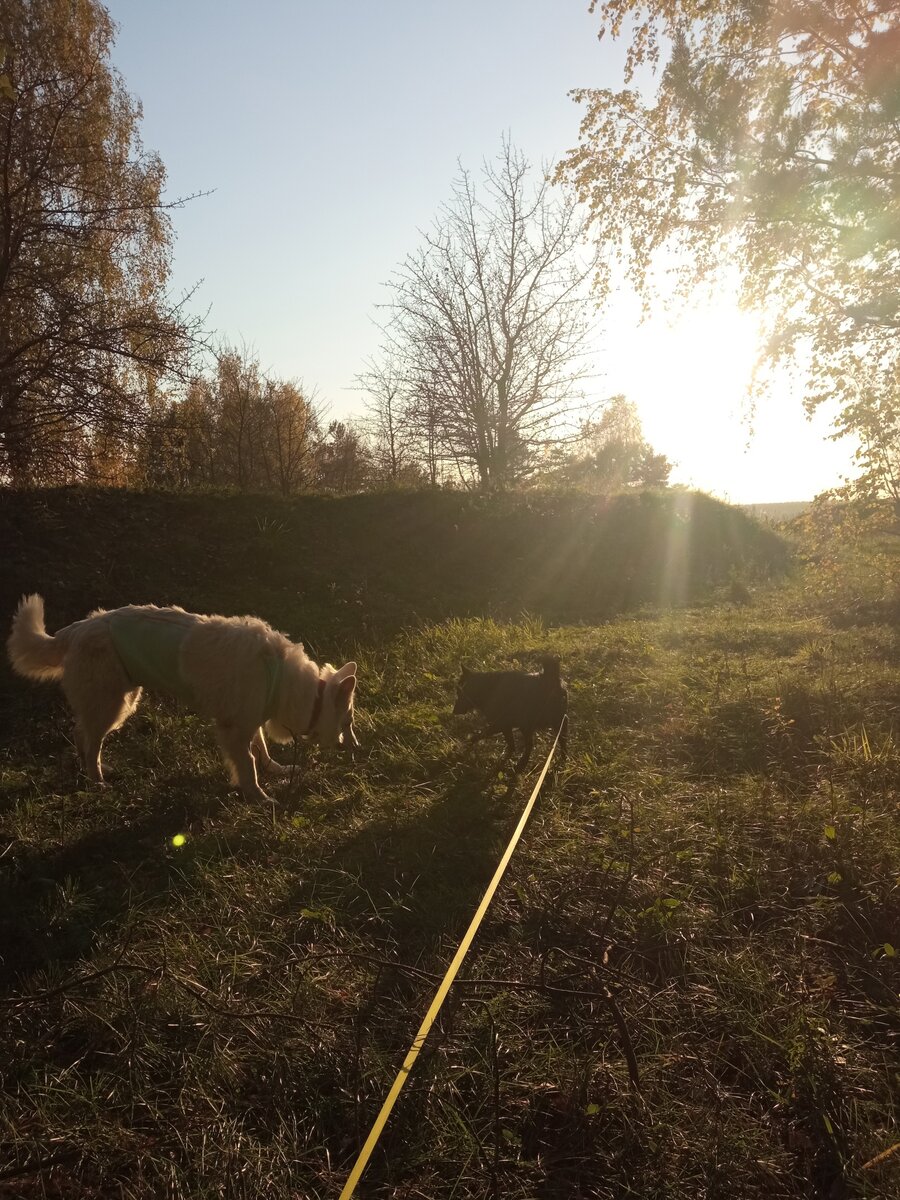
left=452, top=655, right=568, bottom=771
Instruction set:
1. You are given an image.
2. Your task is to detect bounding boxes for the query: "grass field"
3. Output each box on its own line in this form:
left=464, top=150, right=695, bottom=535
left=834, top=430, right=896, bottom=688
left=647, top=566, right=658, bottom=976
left=0, top=490, right=897, bottom=1199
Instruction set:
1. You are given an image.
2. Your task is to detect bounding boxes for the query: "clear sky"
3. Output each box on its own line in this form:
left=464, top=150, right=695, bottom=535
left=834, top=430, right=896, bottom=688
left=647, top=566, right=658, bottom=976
left=104, top=0, right=855, bottom=503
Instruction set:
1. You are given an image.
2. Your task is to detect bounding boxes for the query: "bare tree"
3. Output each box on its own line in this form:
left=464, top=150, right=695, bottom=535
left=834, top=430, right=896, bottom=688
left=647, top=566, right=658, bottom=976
left=379, top=141, right=599, bottom=490
left=412, top=386, right=442, bottom=488
left=357, top=355, right=420, bottom=484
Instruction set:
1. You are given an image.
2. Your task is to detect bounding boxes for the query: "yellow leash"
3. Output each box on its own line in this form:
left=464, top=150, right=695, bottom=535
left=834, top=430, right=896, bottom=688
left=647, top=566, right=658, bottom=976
left=337, top=718, right=566, bottom=1199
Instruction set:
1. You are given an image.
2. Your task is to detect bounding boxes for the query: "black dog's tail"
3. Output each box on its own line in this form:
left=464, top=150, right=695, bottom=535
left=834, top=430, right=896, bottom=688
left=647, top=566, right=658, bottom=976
left=540, top=656, right=568, bottom=750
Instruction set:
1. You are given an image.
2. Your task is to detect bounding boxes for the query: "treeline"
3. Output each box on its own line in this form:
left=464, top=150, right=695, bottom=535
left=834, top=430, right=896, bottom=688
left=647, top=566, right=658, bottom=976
left=6, top=331, right=672, bottom=497
left=133, top=351, right=368, bottom=496
left=135, top=349, right=668, bottom=496
left=3, top=1, right=897, bottom=503
left=0, top=1, right=672, bottom=498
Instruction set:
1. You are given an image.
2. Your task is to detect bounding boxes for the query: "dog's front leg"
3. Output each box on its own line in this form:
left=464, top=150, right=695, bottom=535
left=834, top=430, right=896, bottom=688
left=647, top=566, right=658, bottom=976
left=514, top=731, right=534, bottom=773
left=216, top=721, right=270, bottom=803
left=252, top=728, right=288, bottom=777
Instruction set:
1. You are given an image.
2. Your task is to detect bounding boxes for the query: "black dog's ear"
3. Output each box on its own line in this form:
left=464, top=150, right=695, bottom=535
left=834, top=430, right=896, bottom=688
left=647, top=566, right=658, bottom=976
left=460, top=665, right=472, bottom=678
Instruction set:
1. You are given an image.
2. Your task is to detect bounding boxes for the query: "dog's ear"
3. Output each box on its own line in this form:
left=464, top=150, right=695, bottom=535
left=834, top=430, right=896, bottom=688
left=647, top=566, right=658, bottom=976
left=333, top=660, right=357, bottom=684
left=460, top=665, right=472, bottom=678
left=333, top=661, right=357, bottom=710
left=336, top=675, right=356, bottom=709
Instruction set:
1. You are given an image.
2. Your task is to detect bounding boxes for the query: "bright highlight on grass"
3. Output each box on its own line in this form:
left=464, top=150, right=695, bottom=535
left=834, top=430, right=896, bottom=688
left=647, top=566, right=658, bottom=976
left=171, top=833, right=187, bottom=847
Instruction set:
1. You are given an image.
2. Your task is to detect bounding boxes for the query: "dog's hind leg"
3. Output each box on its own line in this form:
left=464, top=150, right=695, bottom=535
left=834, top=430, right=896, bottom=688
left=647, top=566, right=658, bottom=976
left=252, top=727, right=288, bottom=777
left=72, top=688, right=142, bottom=783
left=216, top=722, right=270, bottom=804
left=63, top=632, right=140, bottom=783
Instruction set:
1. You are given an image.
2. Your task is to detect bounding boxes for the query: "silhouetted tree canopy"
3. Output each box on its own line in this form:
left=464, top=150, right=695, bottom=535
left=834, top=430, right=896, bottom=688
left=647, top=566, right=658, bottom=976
left=551, top=395, right=672, bottom=492
left=560, top=1, right=900, bottom=499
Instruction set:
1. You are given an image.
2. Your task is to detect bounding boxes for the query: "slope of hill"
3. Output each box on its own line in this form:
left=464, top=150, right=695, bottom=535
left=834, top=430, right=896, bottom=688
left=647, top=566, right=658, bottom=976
left=0, top=487, right=789, bottom=650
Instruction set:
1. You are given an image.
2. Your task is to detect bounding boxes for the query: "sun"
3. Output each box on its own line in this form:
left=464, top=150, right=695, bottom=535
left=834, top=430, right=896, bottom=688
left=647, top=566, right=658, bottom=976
left=601, top=296, right=852, bottom=503
left=625, top=303, right=762, bottom=451
left=602, top=299, right=762, bottom=485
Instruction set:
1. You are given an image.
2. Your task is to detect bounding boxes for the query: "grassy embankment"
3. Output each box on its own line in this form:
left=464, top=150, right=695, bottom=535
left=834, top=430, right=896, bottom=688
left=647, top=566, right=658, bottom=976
left=0, top=488, right=896, bottom=1199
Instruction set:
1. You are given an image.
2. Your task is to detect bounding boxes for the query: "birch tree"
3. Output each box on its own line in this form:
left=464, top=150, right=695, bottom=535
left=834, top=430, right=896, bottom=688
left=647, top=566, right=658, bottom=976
left=0, top=0, right=199, bottom=484
left=559, top=1, right=900, bottom=498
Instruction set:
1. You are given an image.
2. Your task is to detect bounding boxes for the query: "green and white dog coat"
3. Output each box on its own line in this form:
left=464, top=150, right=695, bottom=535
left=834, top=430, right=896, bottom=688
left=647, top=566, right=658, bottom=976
left=108, top=609, right=282, bottom=716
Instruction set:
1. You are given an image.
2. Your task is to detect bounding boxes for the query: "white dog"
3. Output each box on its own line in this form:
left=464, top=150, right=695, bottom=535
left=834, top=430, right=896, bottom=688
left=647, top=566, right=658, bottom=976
left=7, top=595, right=358, bottom=803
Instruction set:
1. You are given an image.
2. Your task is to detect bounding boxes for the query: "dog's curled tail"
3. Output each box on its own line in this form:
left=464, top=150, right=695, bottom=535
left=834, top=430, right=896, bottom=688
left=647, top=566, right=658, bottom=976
left=7, top=594, right=67, bottom=681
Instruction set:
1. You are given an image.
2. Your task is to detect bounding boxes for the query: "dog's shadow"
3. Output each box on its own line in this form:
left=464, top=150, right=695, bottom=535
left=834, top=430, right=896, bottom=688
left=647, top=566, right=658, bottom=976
left=277, top=748, right=562, bottom=1170
left=0, top=776, right=222, bottom=992
left=0, top=715, right=563, bottom=996
left=283, top=749, right=545, bottom=966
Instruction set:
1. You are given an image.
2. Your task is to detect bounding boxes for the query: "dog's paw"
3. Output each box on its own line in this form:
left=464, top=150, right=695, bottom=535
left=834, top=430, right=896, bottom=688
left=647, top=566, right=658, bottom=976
left=245, top=787, right=273, bottom=805
left=264, top=761, right=291, bottom=777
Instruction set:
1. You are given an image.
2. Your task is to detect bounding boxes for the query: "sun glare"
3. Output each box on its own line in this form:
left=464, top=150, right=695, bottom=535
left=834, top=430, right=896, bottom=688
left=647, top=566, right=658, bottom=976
left=603, top=300, right=852, bottom=503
